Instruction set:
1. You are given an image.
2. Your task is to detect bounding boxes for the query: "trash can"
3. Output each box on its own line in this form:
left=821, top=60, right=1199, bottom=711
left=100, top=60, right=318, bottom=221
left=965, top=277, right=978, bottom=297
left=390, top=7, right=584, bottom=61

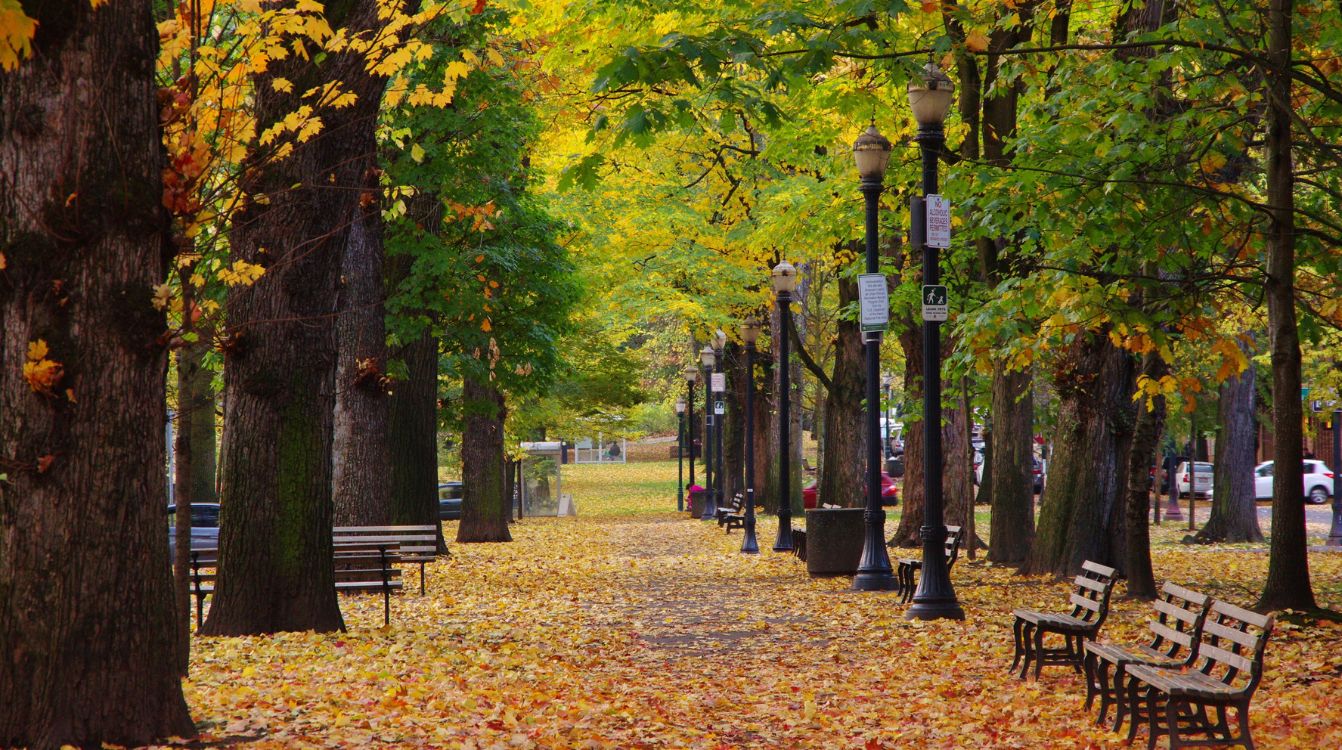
left=688, top=488, right=708, bottom=517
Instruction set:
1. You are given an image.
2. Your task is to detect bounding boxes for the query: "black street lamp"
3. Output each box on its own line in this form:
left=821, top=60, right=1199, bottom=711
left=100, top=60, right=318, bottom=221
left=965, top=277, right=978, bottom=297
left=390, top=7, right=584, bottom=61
left=713, top=329, right=728, bottom=522
left=740, top=317, right=762, bottom=554
left=683, top=367, right=699, bottom=493
left=906, top=62, right=965, bottom=620
left=700, top=345, right=719, bottom=520
left=772, top=261, right=798, bottom=552
left=1329, top=408, right=1342, bottom=547
left=852, top=123, right=898, bottom=592
left=675, top=397, right=687, bottom=512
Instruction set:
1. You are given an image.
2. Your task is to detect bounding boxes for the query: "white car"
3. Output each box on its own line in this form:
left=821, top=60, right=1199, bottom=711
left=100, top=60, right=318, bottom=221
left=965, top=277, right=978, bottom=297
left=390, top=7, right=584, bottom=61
left=1175, top=461, right=1214, bottom=497
left=1253, top=460, right=1335, bottom=504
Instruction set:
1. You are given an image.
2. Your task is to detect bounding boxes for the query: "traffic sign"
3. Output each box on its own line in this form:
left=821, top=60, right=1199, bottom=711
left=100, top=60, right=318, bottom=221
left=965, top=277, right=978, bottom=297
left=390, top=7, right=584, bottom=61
left=714, top=400, right=725, bottom=415
left=711, top=372, right=726, bottom=392
left=857, top=273, right=889, bottom=333
left=926, top=194, right=951, bottom=249
left=922, top=285, right=948, bottom=322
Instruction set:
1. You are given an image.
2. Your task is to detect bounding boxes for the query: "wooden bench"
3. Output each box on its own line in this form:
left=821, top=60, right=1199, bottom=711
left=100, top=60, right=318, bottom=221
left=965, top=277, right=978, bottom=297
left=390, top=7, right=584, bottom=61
left=1121, top=600, right=1273, bottom=750
left=1084, top=582, right=1211, bottom=731
left=893, top=525, right=963, bottom=604
left=332, top=525, right=439, bottom=595
left=1010, top=560, right=1119, bottom=680
left=188, top=541, right=405, bottom=627
left=717, top=493, right=747, bottom=532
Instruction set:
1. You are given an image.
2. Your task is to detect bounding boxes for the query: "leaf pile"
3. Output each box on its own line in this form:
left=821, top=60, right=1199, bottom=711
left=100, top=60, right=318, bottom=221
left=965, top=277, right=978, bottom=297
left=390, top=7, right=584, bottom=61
left=177, top=463, right=1342, bottom=749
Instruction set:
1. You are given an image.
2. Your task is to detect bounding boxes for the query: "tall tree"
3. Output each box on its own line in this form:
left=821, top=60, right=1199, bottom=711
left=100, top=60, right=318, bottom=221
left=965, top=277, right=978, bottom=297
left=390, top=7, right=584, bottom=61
left=1196, top=344, right=1263, bottom=543
left=0, top=1, right=195, bottom=745
left=1257, top=0, right=1315, bottom=611
left=204, top=0, right=398, bottom=635
left=458, top=376, right=511, bottom=542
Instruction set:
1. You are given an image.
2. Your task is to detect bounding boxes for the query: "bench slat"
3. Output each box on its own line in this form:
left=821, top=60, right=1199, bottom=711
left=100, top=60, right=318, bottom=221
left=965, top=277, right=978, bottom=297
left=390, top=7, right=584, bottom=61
left=1073, top=575, right=1107, bottom=593
left=1161, top=581, right=1210, bottom=607
left=1197, top=642, right=1254, bottom=673
left=1148, top=620, right=1194, bottom=648
left=1082, top=560, right=1117, bottom=578
left=1069, top=593, right=1102, bottom=612
left=1210, top=599, right=1270, bottom=628
left=1201, top=618, right=1261, bottom=649
left=1152, top=598, right=1201, bottom=625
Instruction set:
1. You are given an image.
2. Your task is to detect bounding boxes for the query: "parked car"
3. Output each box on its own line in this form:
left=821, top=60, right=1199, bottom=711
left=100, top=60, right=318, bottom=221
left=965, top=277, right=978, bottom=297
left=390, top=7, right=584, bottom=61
left=802, top=473, right=899, bottom=509
left=973, top=456, right=1044, bottom=494
left=1253, top=460, right=1335, bottom=504
left=1175, top=461, right=1214, bottom=498
left=166, top=503, right=220, bottom=554
left=438, top=481, right=463, bottom=520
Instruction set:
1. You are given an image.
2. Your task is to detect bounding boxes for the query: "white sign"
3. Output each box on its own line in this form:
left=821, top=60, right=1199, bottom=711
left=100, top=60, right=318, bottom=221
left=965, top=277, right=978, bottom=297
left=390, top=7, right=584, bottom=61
left=922, top=285, right=948, bottom=322
left=711, top=372, right=726, bottom=393
left=714, top=400, right=725, bottom=415
left=926, top=194, right=951, bottom=249
left=857, top=273, right=889, bottom=333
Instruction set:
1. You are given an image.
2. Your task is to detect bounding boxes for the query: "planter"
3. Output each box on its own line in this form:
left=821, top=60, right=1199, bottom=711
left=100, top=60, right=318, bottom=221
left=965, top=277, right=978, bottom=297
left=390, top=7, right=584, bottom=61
left=804, top=507, right=866, bottom=577
left=688, top=489, right=709, bottom=517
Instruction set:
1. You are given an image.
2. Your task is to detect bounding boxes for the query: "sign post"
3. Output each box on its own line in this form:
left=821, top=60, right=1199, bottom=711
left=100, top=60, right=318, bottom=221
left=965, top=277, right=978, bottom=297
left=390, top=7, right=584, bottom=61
left=921, top=284, right=948, bottom=322
left=857, top=273, right=889, bottom=334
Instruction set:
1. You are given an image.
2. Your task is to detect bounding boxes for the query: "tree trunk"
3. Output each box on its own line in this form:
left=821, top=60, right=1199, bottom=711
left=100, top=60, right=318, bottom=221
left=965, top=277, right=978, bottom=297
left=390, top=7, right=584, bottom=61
left=752, top=353, right=772, bottom=507
left=0, top=1, right=196, bottom=744
left=182, top=338, right=217, bottom=503
left=204, top=0, right=392, bottom=636
left=943, top=389, right=975, bottom=531
left=1197, top=350, right=1263, bottom=543
left=333, top=209, right=392, bottom=526
left=388, top=328, right=442, bottom=547
left=458, top=376, right=512, bottom=542
left=892, top=294, right=926, bottom=546
left=1122, top=351, right=1167, bottom=599
left=1258, top=0, right=1315, bottom=612
left=988, top=365, right=1034, bottom=563
left=1023, top=332, right=1135, bottom=576
left=817, top=277, right=865, bottom=508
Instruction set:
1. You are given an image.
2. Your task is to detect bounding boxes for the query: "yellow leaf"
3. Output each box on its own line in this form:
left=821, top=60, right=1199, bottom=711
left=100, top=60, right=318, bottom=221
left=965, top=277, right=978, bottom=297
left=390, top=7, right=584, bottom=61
left=410, top=143, right=425, bottom=163
left=26, top=339, right=48, bottom=362
left=0, top=0, right=38, bottom=72
left=272, top=77, right=294, bottom=93
left=966, top=29, right=989, bottom=53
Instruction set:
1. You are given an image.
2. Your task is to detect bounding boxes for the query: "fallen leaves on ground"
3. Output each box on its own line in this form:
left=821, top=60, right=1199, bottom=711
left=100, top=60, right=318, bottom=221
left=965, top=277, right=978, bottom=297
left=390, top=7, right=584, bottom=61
left=176, top=462, right=1342, bottom=749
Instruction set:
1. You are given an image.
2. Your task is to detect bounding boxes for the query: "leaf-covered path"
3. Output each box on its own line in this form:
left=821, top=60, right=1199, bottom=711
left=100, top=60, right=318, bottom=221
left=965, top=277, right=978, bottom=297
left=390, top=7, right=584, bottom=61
left=181, top=463, right=1342, bottom=749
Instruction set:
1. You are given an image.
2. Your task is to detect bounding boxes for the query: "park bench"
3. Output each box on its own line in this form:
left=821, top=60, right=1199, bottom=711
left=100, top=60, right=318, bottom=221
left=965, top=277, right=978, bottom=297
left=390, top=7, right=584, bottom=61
left=1010, top=560, right=1119, bottom=680
left=187, top=541, right=405, bottom=627
left=1084, top=582, right=1211, bottom=731
left=717, top=493, right=746, bottom=531
left=1121, top=600, right=1273, bottom=750
left=332, top=525, right=439, bottom=595
left=893, top=525, right=963, bottom=604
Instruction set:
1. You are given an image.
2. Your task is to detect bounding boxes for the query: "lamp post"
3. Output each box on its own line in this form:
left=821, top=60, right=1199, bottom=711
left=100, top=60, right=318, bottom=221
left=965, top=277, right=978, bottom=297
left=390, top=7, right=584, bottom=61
left=713, top=329, right=728, bottom=522
left=675, top=397, right=687, bottom=512
left=741, top=317, right=762, bottom=554
left=1328, top=408, right=1341, bottom=547
left=852, top=123, right=898, bottom=592
left=906, top=62, right=964, bottom=620
left=700, top=345, right=719, bottom=520
left=772, top=261, right=798, bottom=552
left=683, top=367, right=699, bottom=494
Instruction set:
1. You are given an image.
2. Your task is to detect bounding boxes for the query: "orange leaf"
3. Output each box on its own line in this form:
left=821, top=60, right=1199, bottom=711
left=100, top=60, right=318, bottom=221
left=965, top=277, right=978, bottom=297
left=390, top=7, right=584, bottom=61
left=966, top=30, right=989, bottom=52
left=36, top=454, right=55, bottom=473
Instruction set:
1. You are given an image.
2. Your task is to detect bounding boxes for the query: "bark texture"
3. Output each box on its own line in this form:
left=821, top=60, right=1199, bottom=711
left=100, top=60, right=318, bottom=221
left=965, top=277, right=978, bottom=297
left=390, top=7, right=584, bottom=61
left=333, top=213, right=392, bottom=525
left=1122, top=352, right=1167, bottom=599
left=988, top=365, right=1034, bottom=563
left=205, top=0, right=393, bottom=635
left=891, top=299, right=926, bottom=546
left=458, top=376, right=512, bottom=542
left=1258, top=0, right=1315, bottom=612
left=1196, top=355, right=1263, bottom=543
left=816, top=278, right=865, bottom=508
left=388, top=329, right=442, bottom=552
left=1023, top=333, right=1135, bottom=576
left=181, top=338, right=217, bottom=503
left=0, top=1, right=196, bottom=744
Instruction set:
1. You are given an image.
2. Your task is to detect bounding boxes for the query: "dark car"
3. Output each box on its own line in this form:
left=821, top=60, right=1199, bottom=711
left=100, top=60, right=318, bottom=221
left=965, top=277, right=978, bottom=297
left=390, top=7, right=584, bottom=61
left=167, top=503, right=220, bottom=554
left=802, top=473, right=899, bottom=509
left=438, top=482, right=463, bottom=520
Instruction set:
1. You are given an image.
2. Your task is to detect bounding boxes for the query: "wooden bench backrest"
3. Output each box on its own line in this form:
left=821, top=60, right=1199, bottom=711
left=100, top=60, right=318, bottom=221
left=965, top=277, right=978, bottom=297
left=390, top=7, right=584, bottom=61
left=1146, top=582, right=1211, bottom=661
left=944, top=526, right=964, bottom=568
left=1066, top=560, right=1119, bottom=627
left=1190, top=600, right=1274, bottom=694
left=333, top=525, right=438, bottom=561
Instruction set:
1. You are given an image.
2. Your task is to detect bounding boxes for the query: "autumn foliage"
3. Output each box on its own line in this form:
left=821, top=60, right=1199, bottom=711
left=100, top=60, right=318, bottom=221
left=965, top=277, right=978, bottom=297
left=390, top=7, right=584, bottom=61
left=170, top=463, right=1342, bottom=749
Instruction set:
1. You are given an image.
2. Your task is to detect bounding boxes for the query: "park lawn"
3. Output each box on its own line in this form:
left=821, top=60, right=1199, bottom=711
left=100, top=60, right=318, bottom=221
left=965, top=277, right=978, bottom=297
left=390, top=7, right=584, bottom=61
left=181, top=460, right=1342, bottom=749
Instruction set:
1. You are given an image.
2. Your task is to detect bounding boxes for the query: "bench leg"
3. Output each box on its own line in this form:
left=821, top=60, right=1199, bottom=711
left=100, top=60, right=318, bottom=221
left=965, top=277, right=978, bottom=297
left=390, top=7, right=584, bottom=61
left=1166, top=697, right=1184, bottom=750
left=1010, top=617, right=1025, bottom=673
left=420, top=562, right=426, bottom=596
left=1083, top=652, right=1098, bottom=713
left=1032, top=625, right=1046, bottom=681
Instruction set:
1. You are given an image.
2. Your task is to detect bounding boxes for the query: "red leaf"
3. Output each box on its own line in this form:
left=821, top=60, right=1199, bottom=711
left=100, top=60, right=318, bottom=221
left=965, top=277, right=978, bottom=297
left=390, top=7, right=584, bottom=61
left=471, top=0, right=486, bottom=14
